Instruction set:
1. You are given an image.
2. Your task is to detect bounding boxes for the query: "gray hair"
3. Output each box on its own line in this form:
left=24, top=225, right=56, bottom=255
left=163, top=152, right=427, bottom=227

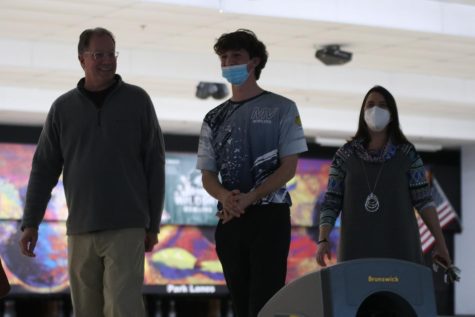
left=78, top=27, right=115, bottom=54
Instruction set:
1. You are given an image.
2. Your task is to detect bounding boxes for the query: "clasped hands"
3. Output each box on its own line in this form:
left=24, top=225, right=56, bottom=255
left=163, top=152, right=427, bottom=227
left=217, top=189, right=256, bottom=223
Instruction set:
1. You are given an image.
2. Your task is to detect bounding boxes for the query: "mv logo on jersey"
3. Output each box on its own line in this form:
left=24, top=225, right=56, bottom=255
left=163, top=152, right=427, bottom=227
left=251, top=107, right=278, bottom=124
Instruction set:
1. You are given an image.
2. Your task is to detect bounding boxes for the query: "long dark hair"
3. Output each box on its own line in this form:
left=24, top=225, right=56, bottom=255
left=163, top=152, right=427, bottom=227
left=352, top=85, right=409, bottom=146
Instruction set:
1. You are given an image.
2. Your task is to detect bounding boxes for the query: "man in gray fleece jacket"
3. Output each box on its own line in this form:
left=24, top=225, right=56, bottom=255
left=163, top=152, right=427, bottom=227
left=19, top=27, right=165, bottom=317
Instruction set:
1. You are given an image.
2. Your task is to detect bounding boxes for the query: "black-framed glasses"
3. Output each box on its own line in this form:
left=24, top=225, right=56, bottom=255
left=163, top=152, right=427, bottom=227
left=83, top=51, right=119, bottom=60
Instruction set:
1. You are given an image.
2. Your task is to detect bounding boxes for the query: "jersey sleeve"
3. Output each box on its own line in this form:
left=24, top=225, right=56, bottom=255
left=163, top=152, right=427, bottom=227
left=196, top=121, right=218, bottom=172
left=279, top=102, right=308, bottom=157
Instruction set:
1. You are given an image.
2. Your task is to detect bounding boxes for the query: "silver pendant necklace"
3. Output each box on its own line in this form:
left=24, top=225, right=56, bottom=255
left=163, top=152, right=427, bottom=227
left=360, top=159, right=384, bottom=213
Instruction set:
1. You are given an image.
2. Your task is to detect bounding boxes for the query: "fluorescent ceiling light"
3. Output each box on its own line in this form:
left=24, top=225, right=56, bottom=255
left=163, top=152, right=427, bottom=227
left=413, top=143, right=443, bottom=152
left=430, top=0, right=475, bottom=5
left=315, top=137, right=443, bottom=152
left=314, top=137, right=346, bottom=147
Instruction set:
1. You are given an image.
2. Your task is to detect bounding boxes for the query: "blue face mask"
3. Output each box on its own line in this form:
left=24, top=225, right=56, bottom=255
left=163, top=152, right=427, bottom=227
left=221, top=64, right=249, bottom=86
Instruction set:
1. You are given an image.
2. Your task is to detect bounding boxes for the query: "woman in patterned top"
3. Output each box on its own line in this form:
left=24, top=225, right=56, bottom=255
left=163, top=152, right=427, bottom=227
left=316, top=85, right=451, bottom=267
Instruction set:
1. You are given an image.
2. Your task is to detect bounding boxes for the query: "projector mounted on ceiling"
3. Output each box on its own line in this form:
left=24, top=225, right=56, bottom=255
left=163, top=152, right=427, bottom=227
left=195, top=82, right=229, bottom=100
left=315, top=45, right=352, bottom=66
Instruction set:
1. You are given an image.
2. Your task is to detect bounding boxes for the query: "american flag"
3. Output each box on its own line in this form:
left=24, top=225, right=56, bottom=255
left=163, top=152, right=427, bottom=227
left=418, top=177, right=459, bottom=253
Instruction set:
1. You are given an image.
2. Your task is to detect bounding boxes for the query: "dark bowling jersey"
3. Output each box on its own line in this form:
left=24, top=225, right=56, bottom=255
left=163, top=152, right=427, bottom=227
left=196, top=91, right=308, bottom=208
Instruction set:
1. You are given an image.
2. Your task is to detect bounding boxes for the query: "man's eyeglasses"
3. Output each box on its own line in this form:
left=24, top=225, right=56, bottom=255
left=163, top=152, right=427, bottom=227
left=83, top=51, right=119, bottom=60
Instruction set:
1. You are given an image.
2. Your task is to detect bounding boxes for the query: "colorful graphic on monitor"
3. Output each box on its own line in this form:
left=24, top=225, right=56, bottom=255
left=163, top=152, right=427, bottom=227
left=0, top=143, right=339, bottom=294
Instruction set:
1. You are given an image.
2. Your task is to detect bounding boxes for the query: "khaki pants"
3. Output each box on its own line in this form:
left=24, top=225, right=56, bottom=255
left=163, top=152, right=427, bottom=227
left=68, top=228, right=146, bottom=317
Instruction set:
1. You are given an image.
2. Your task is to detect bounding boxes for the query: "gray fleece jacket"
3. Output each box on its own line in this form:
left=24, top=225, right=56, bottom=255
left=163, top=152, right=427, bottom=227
left=22, top=75, right=165, bottom=234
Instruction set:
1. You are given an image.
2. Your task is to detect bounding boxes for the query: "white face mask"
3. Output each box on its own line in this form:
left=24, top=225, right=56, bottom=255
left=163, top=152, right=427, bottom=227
left=364, top=106, right=391, bottom=132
